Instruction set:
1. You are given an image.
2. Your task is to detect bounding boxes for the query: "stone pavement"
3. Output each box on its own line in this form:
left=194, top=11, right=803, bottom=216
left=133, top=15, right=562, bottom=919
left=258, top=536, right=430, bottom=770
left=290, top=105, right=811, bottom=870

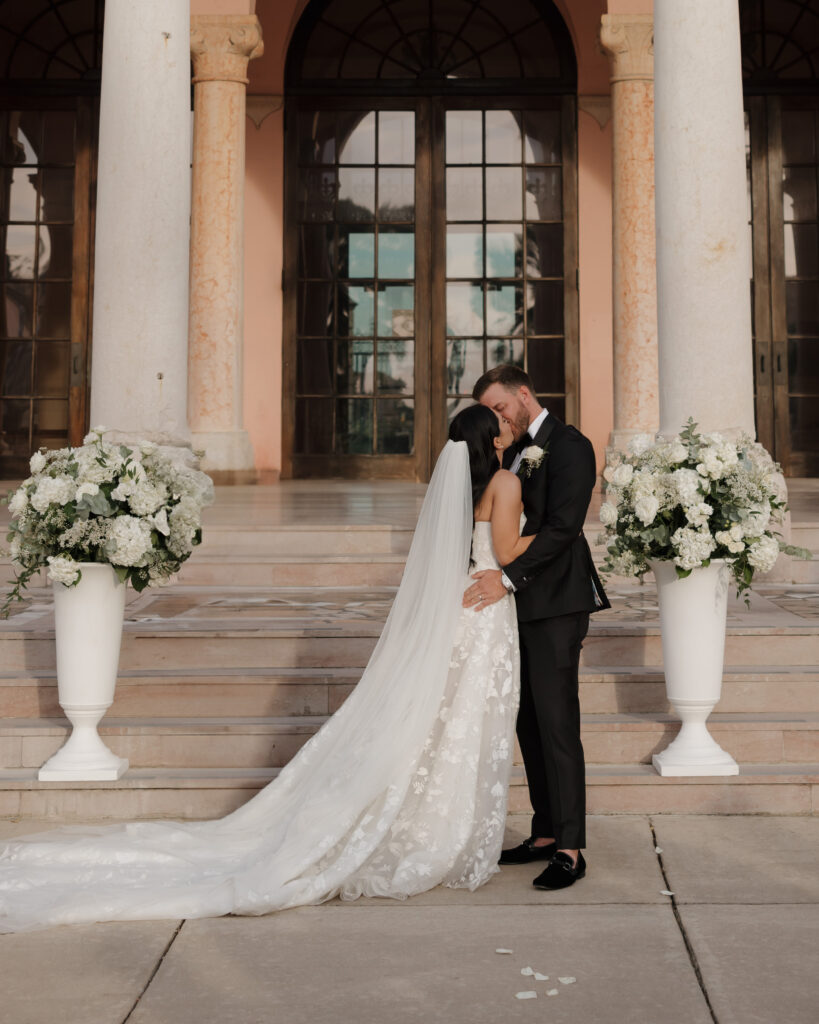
left=1, top=813, right=817, bottom=1024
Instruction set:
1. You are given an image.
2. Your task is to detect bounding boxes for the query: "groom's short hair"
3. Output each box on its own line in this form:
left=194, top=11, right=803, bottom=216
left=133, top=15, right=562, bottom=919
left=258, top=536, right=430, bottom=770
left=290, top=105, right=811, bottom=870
left=472, top=365, right=536, bottom=401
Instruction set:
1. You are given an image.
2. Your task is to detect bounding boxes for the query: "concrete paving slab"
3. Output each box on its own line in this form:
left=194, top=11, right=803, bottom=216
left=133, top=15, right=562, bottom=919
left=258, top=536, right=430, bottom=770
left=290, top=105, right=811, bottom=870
left=679, top=904, right=819, bottom=1024
left=0, top=920, right=179, bottom=1024
left=653, top=814, right=819, bottom=903
left=128, top=905, right=711, bottom=1024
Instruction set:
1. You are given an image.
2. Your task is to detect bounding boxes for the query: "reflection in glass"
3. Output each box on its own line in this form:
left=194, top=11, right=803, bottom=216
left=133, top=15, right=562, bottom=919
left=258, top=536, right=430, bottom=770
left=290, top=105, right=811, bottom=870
left=486, top=168, right=522, bottom=220
left=782, top=166, right=818, bottom=221
left=2, top=282, right=34, bottom=337
left=487, top=284, right=522, bottom=335
left=4, top=224, right=37, bottom=279
left=297, top=338, right=334, bottom=394
left=338, top=398, right=373, bottom=453
left=33, top=398, right=68, bottom=435
left=295, top=398, right=334, bottom=454
left=446, top=110, right=483, bottom=163
left=788, top=396, right=819, bottom=454
left=300, top=169, right=337, bottom=222
left=339, top=112, right=375, bottom=163
left=446, top=167, right=483, bottom=221
left=377, top=398, right=414, bottom=453
left=379, top=111, right=414, bottom=164
left=486, top=224, right=521, bottom=277
left=9, top=168, right=38, bottom=222
left=299, top=224, right=334, bottom=278
left=446, top=337, right=483, bottom=395
left=41, top=112, right=76, bottom=165
left=377, top=285, right=414, bottom=336
left=38, top=224, right=73, bottom=279
left=528, top=280, right=564, bottom=335
left=34, top=340, right=69, bottom=396
left=524, top=110, right=561, bottom=164
left=528, top=337, right=565, bottom=392
left=447, top=394, right=475, bottom=425
left=377, top=338, right=414, bottom=393
left=378, top=228, right=414, bottom=277
left=788, top=337, right=819, bottom=394
left=337, top=338, right=374, bottom=393
left=526, top=223, right=563, bottom=277
left=786, top=281, right=819, bottom=335
left=3, top=112, right=41, bottom=164
left=784, top=223, right=819, bottom=279
left=338, top=227, right=374, bottom=278
left=487, top=337, right=524, bottom=369
left=40, top=169, right=74, bottom=222
left=526, top=167, right=562, bottom=220
left=36, top=282, right=71, bottom=337
left=338, top=168, right=375, bottom=221
left=446, top=282, right=483, bottom=335
left=782, top=111, right=816, bottom=165
left=297, top=111, right=336, bottom=164
left=447, top=226, right=483, bottom=277
left=485, top=110, right=521, bottom=164
left=0, top=398, right=29, bottom=452
left=378, top=168, right=414, bottom=221
left=298, top=281, right=333, bottom=335
left=337, top=283, right=374, bottom=336
left=0, top=339, right=32, bottom=395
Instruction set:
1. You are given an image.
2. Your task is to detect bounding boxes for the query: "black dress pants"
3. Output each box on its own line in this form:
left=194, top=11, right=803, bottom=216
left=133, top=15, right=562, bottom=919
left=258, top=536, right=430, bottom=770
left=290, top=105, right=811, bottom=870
left=516, top=611, right=589, bottom=850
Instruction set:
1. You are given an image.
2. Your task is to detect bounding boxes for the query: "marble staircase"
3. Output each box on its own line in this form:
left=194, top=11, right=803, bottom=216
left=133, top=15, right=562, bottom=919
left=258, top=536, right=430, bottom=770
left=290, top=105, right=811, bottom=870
left=1, top=479, right=817, bottom=821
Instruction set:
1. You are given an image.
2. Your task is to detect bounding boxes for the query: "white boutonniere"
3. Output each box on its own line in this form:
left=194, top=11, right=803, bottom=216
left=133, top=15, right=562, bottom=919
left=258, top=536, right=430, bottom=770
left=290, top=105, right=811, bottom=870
left=518, top=443, right=549, bottom=479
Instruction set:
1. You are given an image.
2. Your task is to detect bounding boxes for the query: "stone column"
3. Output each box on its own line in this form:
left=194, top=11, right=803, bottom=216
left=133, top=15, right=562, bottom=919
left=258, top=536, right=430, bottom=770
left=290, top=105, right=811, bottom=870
left=188, top=15, right=263, bottom=476
left=90, top=0, right=191, bottom=447
left=654, top=0, right=755, bottom=437
left=600, top=14, right=659, bottom=449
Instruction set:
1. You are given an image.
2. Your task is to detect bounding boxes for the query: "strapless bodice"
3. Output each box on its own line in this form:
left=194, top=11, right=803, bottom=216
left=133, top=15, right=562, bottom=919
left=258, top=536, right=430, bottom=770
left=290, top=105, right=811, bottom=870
left=471, top=521, right=501, bottom=572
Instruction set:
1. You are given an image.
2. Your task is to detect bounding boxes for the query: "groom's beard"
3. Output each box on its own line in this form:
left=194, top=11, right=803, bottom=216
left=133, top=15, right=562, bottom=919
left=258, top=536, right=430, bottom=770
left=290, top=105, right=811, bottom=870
left=510, top=406, right=531, bottom=441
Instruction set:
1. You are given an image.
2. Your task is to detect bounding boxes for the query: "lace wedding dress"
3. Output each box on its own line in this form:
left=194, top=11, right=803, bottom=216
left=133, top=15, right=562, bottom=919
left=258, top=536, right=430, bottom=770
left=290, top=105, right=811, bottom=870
left=0, top=442, right=520, bottom=932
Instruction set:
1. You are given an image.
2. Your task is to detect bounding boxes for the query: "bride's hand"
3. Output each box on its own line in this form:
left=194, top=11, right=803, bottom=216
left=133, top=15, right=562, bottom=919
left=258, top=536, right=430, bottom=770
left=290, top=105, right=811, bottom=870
left=463, top=570, right=506, bottom=611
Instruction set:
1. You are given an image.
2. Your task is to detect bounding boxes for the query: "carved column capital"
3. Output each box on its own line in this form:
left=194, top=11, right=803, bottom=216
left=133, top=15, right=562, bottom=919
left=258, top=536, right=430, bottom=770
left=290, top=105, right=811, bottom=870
left=190, top=15, right=264, bottom=86
left=600, top=14, right=654, bottom=84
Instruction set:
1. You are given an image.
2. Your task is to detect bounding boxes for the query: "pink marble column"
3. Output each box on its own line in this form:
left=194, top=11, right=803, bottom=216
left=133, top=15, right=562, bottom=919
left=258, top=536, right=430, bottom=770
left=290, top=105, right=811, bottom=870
left=189, top=15, right=263, bottom=478
left=600, top=14, right=659, bottom=449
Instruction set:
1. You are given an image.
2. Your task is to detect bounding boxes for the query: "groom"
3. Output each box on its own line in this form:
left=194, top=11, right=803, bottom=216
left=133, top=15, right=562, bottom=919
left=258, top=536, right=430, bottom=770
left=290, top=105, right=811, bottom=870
left=464, top=365, right=610, bottom=889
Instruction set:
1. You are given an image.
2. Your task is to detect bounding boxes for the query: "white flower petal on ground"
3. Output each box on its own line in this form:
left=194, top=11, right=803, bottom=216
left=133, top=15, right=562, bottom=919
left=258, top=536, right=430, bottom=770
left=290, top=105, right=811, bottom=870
left=515, top=992, right=537, bottom=1000
left=558, top=977, right=576, bottom=985
left=495, top=949, right=513, bottom=955
left=534, top=973, right=549, bottom=981
left=654, top=846, right=663, bottom=854
left=546, top=989, right=559, bottom=996
left=520, top=967, right=534, bottom=976
left=661, top=889, right=675, bottom=896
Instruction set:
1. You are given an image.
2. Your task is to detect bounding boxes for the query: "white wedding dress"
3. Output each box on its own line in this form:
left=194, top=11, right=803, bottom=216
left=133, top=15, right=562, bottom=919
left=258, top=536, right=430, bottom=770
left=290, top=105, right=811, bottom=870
left=0, top=442, right=520, bottom=932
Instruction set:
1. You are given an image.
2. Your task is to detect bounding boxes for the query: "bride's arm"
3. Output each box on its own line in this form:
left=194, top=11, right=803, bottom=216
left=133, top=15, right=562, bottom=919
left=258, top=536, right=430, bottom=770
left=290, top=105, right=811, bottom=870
left=489, top=470, right=535, bottom=565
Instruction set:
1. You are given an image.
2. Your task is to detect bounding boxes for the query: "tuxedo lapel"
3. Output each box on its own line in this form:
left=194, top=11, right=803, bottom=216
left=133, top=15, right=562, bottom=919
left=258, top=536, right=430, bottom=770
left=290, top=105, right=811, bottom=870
left=532, top=413, right=559, bottom=451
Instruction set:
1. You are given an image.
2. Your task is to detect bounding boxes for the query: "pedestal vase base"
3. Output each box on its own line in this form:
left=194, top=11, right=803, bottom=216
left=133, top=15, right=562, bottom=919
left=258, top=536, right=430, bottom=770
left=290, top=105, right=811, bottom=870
left=37, top=703, right=129, bottom=781
left=653, top=726, right=739, bottom=776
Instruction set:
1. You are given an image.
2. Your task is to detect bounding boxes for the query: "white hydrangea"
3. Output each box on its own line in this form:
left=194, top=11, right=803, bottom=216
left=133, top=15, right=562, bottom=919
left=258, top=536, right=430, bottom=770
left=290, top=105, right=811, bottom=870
left=75, top=445, right=119, bottom=485
left=599, top=502, right=618, bottom=527
left=747, top=535, right=780, bottom=574
left=715, top=526, right=745, bottom=554
left=75, top=481, right=100, bottom=502
left=46, top=555, right=81, bottom=586
left=612, top=463, right=634, bottom=487
left=30, top=475, right=76, bottom=513
left=672, top=527, right=716, bottom=570
left=685, top=502, right=714, bottom=529
left=127, top=481, right=168, bottom=516
left=742, top=505, right=771, bottom=537
left=671, top=468, right=702, bottom=506
left=82, top=424, right=108, bottom=444
left=29, top=451, right=47, bottom=474
left=628, top=434, right=653, bottom=457
left=105, top=516, right=153, bottom=567
left=634, top=494, right=660, bottom=525
left=8, top=488, right=28, bottom=515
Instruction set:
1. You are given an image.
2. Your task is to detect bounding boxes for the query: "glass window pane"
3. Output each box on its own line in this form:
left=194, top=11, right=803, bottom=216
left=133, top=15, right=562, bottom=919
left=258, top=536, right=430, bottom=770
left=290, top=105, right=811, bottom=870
left=788, top=396, right=819, bottom=457
left=485, top=110, right=522, bottom=164
left=524, top=110, right=561, bottom=164
left=446, top=282, right=484, bottom=336
left=447, top=225, right=483, bottom=277
left=0, top=397, right=30, bottom=452
left=377, top=284, right=414, bottom=337
left=376, top=397, right=413, bottom=453
left=378, top=111, right=414, bottom=164
left=0, top=339, right=32, bottom=396
left=526, top=223, right=563, bottom=277
left=299, top=169, right=337, bottom=222
left=39, top=168, right=74, bottom=222
left=295, top=398, right=334, bottom=454
left=782, top=167, right=817, bottom=221
left=446, top=395, right=476, bottom=426
left=337, top=283, right=374, bottom=337
left=2, top=282, right=34, bottom=337
left=337, top=397, right=373, bottom=453
left=528, top=280, right=564, bottom=335
left=446, top=111, right=483, bottom=163
left=526, top=167, right=562, bottom=220
left=3, top=111, right=42, bottom=165
left=784, top=223, right=819, bottom=278
left=377, top=228, right=414, bottom=277
left=339, top=112, right=375, bottom=164
left=41, top=112, right=76, bottom=165
left=486, top=224, right=521, bottom=277
left=338, top=168, right=375, bottom=221
left=487, top=283, right=523, bottom=335
left=787, top=281, right=819, bottom=334
left=298, top=281, right=333, bottom=335
left=338, top=227, right=374, bottom=278
left=486, top=167, right=522, bottom=220
left=4, top=224, right=37, bottom=279
left=378, top=168, right=414, bottom=221
left=33, top=339, right=69, bottom=396
left=9, top=168, right=38, bottom=222
left=446, top=337, right=483, bottom=395
left=487, top=337, right=524, bottom=369
left=296, top=338, right=334, bottom=394
left=782, top=110, right=816, bottom=165
left=37, top=224, right=73, bottom=279
left=297, top=111, right=336, bottom=165
left=446, top=167, right=483, bottom=221
left=541, top=395, right=565, bottom=422
left=377, top=338, right=414, bottom=393
left=36, top=282, right=71, bottom=337
left=32, top=397, right=68, bottom=437
left=299, top=224, right=335, bottom=278
left=527, top=337, right=565, bottom=392
left=337, top=338, right=374, bottom=394
left=788, top=338, right=819, bottom=395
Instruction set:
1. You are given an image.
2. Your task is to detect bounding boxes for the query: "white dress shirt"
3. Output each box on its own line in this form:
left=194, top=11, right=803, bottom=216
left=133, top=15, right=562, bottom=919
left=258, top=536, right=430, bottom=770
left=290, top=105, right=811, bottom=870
left=509, top=406, right=549, bottom=475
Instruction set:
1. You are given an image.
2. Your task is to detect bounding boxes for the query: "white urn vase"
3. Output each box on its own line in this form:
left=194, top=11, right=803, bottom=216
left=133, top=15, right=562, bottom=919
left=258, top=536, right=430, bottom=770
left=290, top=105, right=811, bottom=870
left=649, top=558, right=738, bottom=776
left=38, top=563, right=129, bottom=781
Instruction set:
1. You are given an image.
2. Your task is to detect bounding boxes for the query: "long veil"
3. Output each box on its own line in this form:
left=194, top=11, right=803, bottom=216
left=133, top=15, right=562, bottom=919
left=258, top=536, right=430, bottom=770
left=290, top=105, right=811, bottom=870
left=0, top=440, right=473, bottom=932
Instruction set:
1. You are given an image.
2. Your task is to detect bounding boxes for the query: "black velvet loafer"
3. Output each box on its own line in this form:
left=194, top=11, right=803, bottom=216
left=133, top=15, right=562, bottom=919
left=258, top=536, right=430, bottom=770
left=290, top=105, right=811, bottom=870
left=499, top=837, right=557, bottom=865
left=532, top=851, right=586, bottom=889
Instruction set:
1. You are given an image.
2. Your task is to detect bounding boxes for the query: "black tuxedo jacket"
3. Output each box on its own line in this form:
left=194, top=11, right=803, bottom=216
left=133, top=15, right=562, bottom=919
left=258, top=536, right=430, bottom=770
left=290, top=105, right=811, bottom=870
left=502, top=413, right=611, bottom=622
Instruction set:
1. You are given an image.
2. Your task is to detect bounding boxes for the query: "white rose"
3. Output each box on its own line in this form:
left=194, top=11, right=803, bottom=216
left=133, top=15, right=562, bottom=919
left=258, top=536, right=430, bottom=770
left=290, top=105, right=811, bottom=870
left=140, top=441, right=158, bottom=456
left=599, top=502, right=618, bottom=527
left=668, top=441, right=688, bottom=464
left=75, top=482, right=100, bottom=502
left=29, top=451, right=47, bottom=474
left=30, top=475, right=76, bottom=513
left=603, top=465, right=616, bottom=484
left=8, top=488, right=28, bottom=515
left=628, top=434, right=653, bottom=457
left=715, top=530, right=745, bottom=554
left=46, top=555, right=81, bottom=586
left=747, top=535, right=779, bottom=574
left=634, top=494, right=660, bottom=525
left=149, top=508, right=170, bottom=536
left=612, top=464, right=634, bottom=487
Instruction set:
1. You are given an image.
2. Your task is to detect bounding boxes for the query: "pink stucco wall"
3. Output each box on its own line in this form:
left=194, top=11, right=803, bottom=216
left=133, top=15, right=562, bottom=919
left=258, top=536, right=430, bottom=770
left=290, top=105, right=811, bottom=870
left=235, top=0, right=623, bottom=474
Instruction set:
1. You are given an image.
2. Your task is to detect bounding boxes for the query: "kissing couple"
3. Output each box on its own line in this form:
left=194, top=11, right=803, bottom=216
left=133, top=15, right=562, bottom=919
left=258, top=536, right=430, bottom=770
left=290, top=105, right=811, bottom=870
left=0, top=364, right=609, bottom=933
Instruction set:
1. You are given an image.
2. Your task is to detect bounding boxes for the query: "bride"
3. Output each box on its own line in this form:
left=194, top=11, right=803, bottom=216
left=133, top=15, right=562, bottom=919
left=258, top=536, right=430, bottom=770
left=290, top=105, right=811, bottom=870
left=0, top=405, right=534, bottom=932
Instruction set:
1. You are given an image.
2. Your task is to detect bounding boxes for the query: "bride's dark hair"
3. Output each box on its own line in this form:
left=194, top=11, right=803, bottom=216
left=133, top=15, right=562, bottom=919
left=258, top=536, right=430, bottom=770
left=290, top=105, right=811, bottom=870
left=448, top=404, right=501, bottom=510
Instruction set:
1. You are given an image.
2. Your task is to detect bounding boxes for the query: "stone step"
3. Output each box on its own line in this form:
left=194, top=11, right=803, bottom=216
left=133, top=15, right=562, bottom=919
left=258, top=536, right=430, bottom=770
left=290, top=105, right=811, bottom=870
left=2, top=763, right=816, bottom=821
left=2, top=713, right=816, bottom=770
left=199, top=525, right=414, bottom=556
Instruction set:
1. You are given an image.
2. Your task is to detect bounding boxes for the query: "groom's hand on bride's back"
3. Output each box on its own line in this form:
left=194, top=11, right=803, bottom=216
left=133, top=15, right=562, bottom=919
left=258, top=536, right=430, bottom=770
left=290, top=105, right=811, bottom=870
left=463, top=569, right=506, bottom=611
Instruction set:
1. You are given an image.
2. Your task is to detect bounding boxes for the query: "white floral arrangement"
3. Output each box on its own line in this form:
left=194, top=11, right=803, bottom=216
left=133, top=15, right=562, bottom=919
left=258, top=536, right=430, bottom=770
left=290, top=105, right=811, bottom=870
left=598, top=419, right=810, bottom=598
left=2, top=427, right=214, bottom=616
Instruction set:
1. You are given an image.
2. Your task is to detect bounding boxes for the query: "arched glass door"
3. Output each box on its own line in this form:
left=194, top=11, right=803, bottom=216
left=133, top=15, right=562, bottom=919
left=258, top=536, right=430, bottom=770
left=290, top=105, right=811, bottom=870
left=284, top=0, right=576, bottom=479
